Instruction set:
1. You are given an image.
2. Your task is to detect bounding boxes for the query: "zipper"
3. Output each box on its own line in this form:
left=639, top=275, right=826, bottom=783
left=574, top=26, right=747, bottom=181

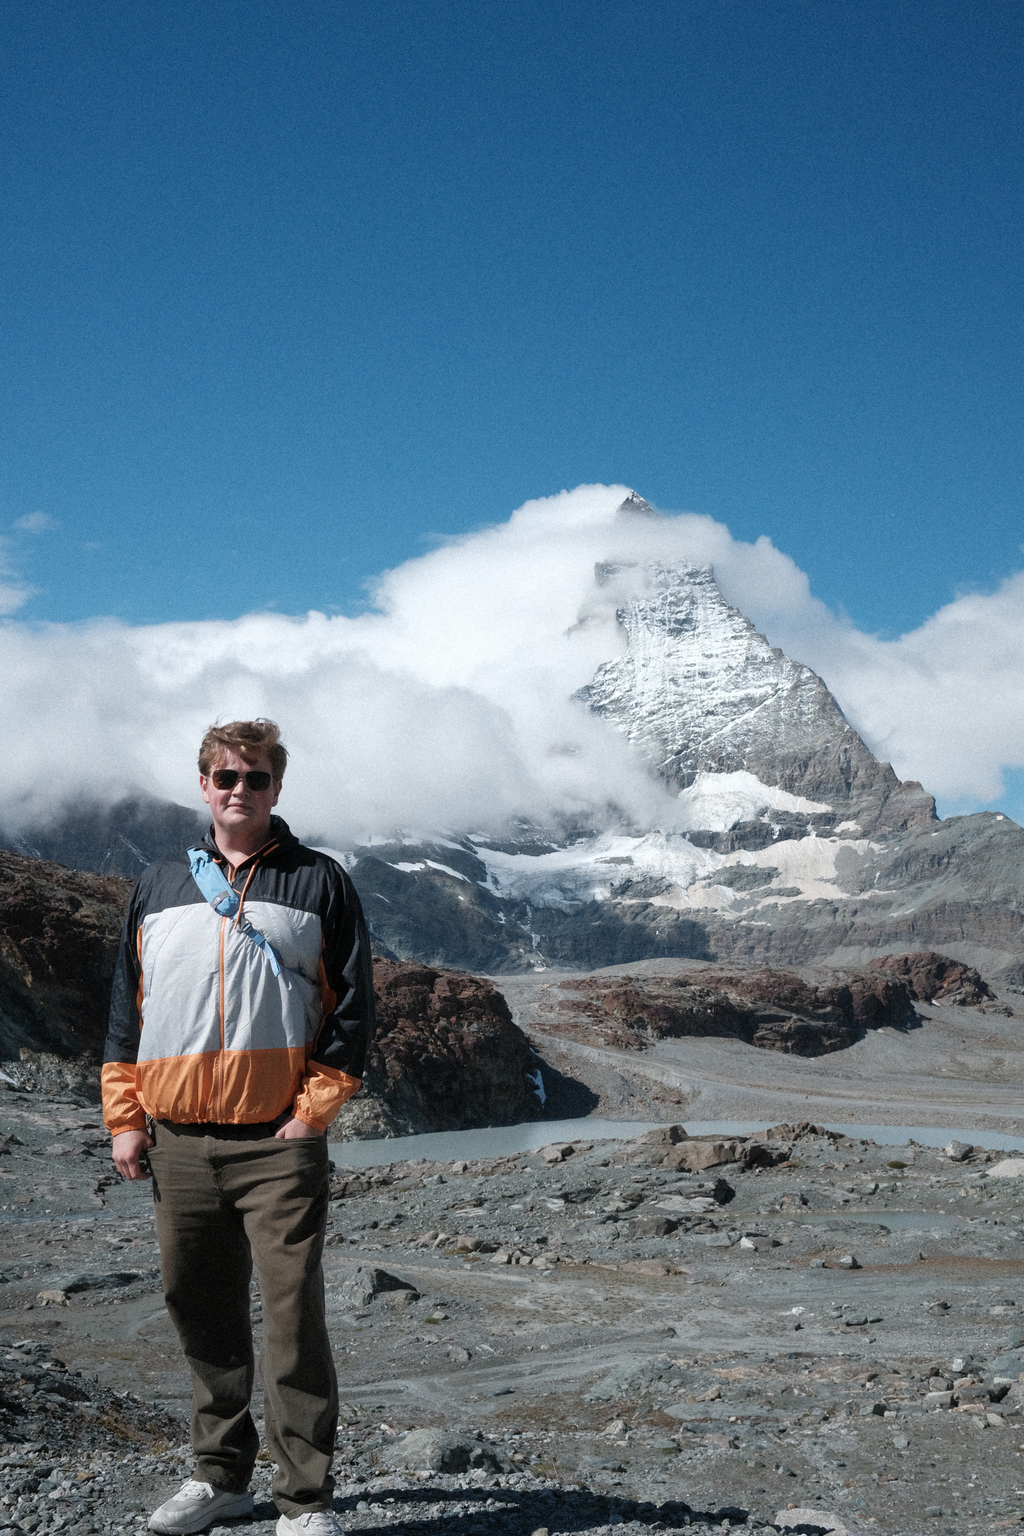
left=213, top=915, right=227, bottom=1120
left=207, top=845, right=276, bottom=1121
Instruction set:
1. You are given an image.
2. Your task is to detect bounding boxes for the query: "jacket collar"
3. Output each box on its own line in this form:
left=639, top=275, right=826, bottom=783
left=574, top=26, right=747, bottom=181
left=200, top=814, right=298, bottom=868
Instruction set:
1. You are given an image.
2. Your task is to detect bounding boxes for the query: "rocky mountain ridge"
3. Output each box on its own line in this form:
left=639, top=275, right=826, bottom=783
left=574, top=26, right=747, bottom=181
left=578, top=560, right=934, bottom=838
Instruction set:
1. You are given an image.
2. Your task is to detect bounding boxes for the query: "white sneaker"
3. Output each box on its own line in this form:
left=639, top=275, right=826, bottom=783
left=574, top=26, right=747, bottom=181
left=149, top=1479, right=255, bottom=1534
left=276, top=1513, right=343, bottom=1536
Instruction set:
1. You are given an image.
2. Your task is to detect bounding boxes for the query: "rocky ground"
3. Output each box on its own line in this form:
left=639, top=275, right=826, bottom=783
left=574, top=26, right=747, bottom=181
left=2, top=1072, right=1024, bottom=1536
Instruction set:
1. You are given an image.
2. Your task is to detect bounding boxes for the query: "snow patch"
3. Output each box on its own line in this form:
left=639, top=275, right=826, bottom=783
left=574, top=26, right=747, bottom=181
left=389, top=859, right=470, bottom=881
left=675, top=770, right=831, bottom=831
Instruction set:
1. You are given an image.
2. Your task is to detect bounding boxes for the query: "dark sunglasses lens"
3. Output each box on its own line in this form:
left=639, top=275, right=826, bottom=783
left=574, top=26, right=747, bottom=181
left=211, top=769, right=272, bottom=791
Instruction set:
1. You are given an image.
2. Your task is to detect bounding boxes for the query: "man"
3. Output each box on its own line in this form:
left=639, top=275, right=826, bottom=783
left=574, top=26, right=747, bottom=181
left=104, top=719, right=374, bottom=1536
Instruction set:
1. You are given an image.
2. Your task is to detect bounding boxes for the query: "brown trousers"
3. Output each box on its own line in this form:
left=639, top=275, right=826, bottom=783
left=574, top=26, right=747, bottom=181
left=148, top=1121, right=338, bottom=1516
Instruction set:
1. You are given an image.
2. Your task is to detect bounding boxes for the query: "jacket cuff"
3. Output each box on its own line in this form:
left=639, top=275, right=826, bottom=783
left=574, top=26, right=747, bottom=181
left=101, top=1061, right=146, bottom=1136
left=294, top=1066, right=362, bottom=1131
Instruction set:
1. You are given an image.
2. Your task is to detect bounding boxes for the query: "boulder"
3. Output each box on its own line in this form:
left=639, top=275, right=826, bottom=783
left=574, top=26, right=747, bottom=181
left=626, top=1214, right=679, bottom=1239
left=987, top=1159, right=1024, bottom=1179
left=663, top=1139, right=747, bottom=1172
left=50, top=1270, right=143, bottom=1294
left=384, top=1429, right=508, bottom=1474
left=774, top=1509, right=858, bottom=1535
left=340, top=1266, right=418, bottom=1309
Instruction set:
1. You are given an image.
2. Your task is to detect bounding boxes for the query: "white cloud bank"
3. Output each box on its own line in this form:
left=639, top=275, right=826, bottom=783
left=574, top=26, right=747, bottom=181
left=3, top=483, right=1023, bottom=840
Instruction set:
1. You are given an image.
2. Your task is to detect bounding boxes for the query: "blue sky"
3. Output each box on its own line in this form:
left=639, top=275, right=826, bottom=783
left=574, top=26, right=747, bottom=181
left=1, top=0, right=1020, bottom=640
left=1, top=1, right=1024, bottom=828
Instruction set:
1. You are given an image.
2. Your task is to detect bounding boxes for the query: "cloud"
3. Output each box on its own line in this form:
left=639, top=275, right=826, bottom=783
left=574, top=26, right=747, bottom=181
left=785, top=572, right=1024, bottom=807
left=0, top=483, right=1021, bottom=840
left=13, top=512, right=54, bottom=533
left=0, top=537, right=34, bottom=615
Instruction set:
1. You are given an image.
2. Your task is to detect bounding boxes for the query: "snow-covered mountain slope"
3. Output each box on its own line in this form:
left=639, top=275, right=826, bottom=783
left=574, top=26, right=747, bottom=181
left=578, top=560, right=934, bottom=836
left=339, top=553, right=1019, bottom=976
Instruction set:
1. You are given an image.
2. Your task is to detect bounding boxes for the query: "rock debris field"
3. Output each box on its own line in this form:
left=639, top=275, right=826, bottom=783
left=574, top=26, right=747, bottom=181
left=4, top=1077, right=1024, bottom=1535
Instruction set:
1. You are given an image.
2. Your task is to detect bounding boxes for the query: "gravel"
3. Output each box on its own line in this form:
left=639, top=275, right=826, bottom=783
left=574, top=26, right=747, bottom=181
left=3, top=1076, right=1024, bottom=1534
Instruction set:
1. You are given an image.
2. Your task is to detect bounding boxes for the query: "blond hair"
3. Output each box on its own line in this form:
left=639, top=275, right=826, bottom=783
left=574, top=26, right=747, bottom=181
left=198, top=719, right=288, bottom=780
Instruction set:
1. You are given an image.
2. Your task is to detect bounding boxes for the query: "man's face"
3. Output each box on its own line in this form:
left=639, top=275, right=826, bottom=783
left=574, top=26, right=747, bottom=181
left=200, top=749, right=281, bottom=850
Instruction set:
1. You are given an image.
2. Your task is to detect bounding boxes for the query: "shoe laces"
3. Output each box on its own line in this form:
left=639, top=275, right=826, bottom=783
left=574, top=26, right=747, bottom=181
left=290, top=1513, right=341, bottom=1534
left=177, top=1481, right=217, bottom=1499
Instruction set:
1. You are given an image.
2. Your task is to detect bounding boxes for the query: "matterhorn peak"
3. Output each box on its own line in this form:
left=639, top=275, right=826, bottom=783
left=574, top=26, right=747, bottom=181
left=578, top=559, right=934, bottom=837
left=614, top=490, right=659, bottom=518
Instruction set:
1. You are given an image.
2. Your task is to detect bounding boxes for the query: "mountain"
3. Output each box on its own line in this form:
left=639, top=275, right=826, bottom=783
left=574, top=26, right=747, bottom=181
left=340, top=534, right=1024, bottom=981
left=1, top=797, right=206, bottom=879
left=6, top=496, right=1024, bottom=984
left=577, top=560, right=934, bottom=838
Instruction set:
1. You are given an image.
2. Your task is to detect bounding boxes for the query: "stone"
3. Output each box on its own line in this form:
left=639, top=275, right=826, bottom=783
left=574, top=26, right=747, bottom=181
left=986, top=1158, right=1024, bottom=1179
left=635, top=1124, right=689, bottom=1147
left=49, top=1271, right=141, bottom=1294
left=662, top=1140, right=746, bottom=1172
left=654, top=1195, right=717, bottom=1214
left=541, top=1143, right=573, bottom=1164
left=986, top=1352, right=1024, bottom=1377
left=838, top=1254, right=860, bottom=1269
left=379, top=1288, right=420, bottom=1308
left=944, top=1140, right=972, bottom=1161
left=923, top=1391, right=955, bottom=1410
left=340, top=1266, right=418, bottom=1308
left=775, top=1510, right=853, bottom=1534
left=384, top=1429, right=508, bottom=1474
left=629, top=1259, right=679, bottom=1275
left=626, top=1215, right=679, bottom=1239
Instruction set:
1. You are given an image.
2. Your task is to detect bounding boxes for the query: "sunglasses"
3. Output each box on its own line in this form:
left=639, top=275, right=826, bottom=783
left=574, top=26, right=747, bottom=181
left=209, top=768, right=274, bottom=792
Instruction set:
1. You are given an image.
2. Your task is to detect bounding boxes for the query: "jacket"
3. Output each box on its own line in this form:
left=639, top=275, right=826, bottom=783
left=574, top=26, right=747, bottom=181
left=102, top=816, right=375, bottom=1135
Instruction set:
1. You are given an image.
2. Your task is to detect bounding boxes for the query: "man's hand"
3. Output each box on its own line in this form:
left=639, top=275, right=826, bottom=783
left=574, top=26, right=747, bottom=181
left=274, top=1115, right=324, bottom=1140
left=111, top=1128, right=154, bottom=1180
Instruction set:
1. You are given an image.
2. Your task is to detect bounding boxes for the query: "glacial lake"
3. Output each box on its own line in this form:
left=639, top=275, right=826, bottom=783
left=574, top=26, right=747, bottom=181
left=333, top=1116, right=1024, bottom=1168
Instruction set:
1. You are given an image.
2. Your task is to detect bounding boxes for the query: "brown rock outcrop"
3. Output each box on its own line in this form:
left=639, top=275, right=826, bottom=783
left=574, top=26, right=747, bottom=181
left=0, top=850, right=131, bottom=1061
left=554, top=960, right=921, bottom=1058
left=868, top=951, right=995, bottom=1005
left=332, top=960, right=541, bottom=1139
